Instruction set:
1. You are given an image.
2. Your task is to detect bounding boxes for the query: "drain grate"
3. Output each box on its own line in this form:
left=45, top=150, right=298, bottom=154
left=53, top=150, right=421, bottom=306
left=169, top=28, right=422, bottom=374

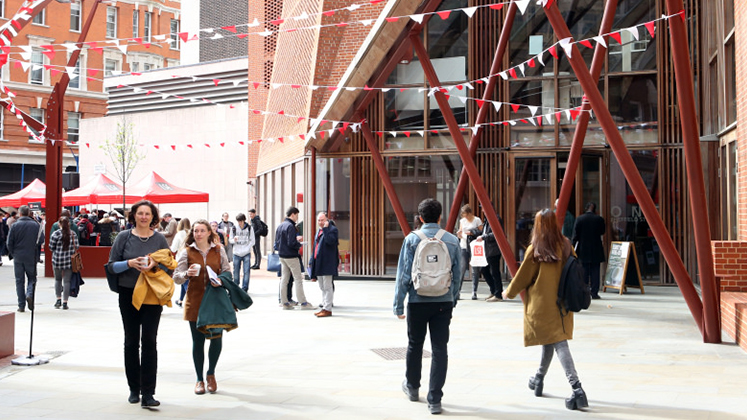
left=371, top=347, right=431, bottom=360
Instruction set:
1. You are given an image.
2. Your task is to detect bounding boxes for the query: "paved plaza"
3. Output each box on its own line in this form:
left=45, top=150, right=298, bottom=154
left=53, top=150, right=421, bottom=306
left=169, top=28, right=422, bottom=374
left=1, top=258, right=746, bottom=420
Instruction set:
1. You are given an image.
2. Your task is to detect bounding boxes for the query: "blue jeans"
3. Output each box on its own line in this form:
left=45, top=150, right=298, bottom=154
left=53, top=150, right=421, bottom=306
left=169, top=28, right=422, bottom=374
left=233, top=253, right=251, bottom=291
left=14, top=260, right=37, bottom=310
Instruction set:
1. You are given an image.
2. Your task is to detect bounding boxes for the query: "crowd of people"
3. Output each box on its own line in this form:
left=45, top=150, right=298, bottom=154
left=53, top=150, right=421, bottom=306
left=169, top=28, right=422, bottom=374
left=2, top=197, right=602, bottom=415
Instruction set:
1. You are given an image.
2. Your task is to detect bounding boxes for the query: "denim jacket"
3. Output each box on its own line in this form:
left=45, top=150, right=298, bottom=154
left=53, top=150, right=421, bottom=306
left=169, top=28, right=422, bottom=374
left=393, top=223, right=462, bottom=316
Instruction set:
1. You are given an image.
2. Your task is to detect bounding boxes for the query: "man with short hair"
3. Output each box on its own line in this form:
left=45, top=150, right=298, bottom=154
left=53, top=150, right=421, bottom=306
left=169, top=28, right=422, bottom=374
left=572, top=202, right=606, bottom=300
left=248, top=209, right=263, bottom=269
left=231, top=213, right=255, bottom=292
left=275, top=207, right=314, bottom=310
left=50, top=209, right=81, bottom=240
left=218, top=212, right=235, bottom=260
left=6, top=205, right=44, bottom=312
left=157, top=213, right=178, bottom=247
left=393, top=198, right=462, bottom=415
left=308, top=212, right=339, bottom=317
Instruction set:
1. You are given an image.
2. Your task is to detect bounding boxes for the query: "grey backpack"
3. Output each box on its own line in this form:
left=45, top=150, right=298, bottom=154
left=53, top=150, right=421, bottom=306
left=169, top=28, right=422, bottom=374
left=411, top=229, right=452, bottom=297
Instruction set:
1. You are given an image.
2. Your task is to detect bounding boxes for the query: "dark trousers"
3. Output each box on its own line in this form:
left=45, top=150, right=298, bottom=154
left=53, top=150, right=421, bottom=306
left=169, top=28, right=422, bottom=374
left=484, top=254, right=503, bottom=296
left=582, top=262, right=601, bottom=296
left=406, top=301, right=453, bottom=404
left=252, top=237, right=262, bottom=267
left=118, top=286, right=163, bottom=396
left=14, top=259, right=37, bottom=309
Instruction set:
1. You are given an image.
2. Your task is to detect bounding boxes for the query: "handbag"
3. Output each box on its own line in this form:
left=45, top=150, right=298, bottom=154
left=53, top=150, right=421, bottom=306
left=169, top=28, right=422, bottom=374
left=470, top=241, right=488, bottom=267
left=71, top=251, right=84, bottom=273
left=267, top=252, right=281, bottom=272
left=105, top=262, right=119, bottom=293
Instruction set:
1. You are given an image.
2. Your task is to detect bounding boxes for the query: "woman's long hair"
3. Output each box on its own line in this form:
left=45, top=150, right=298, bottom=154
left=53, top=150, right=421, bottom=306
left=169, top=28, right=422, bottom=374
left=530, top=208, right=564, bottom=263
left=59, top=216, right=71, bottom=251
left=185, top=219, right=217, bottom=247
left=177, top=217, right=191, bottom=232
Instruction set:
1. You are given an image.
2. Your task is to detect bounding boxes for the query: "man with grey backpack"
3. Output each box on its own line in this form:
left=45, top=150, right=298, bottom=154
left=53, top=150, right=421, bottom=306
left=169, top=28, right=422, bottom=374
left=393, top=198, right=462, bottom=415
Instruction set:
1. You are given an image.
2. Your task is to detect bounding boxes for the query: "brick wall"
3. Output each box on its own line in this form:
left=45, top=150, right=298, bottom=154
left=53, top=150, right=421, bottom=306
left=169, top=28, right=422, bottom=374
left=711, top=241, right=747, bottom=292
left=721, top=292, right=747, bottom=353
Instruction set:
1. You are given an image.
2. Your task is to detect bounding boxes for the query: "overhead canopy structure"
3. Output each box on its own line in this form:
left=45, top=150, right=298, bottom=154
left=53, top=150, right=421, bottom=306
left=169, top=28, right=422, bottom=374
left=0, top=179, right=46, bottom=207
left=127, top=171, right=209, bottom=204
left=62, top=174, right=125, bottom=206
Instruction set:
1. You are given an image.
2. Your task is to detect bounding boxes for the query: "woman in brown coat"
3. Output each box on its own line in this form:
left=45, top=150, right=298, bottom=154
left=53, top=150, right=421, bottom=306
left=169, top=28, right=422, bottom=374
left=502, top=208, right=588, bottom=410
left=173, top=220, right=231, bottom=396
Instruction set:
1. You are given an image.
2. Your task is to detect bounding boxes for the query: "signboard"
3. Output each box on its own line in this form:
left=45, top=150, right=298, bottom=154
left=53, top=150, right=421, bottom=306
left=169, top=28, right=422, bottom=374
left=28, top=201, right=42, bottom=211
left=603, top=241, right=644, bottom=295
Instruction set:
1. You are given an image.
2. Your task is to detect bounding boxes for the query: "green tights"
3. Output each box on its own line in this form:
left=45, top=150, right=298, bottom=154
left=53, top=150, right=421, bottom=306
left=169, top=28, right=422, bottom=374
left=189, top=321, right=222, bottom=381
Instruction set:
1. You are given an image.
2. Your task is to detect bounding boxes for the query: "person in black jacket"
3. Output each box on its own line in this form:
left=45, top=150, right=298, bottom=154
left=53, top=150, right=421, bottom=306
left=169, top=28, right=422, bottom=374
left=572, top=202, right=606, bottom=299
left=308, top=213, right=339, bottom=317
left=6, top=205, right=43, bottom=312
left=274, top=207, right=313, bottom=310
left=248, top=209, right=263, bottom=269
left=475, top=214, right=504, bottom=302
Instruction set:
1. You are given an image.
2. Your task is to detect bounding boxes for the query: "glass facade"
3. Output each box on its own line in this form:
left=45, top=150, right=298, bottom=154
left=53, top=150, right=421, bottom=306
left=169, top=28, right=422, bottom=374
left=315, top=158, right=351, bottom=274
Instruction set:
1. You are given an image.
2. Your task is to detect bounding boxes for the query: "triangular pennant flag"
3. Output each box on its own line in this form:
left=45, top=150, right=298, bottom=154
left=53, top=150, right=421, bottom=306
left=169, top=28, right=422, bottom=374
left=361, top=19, right=374, bottom=26
left=499, top=71, right=508, bottom=80
left=437, top=11, right=451, bottom=20
left=410, top=14, right=424, bottom=24
left=537, top=51, right=545, bottom=66
left=528, top=117, right=537, bottom=126
left=493, top=102, right=502, bottom=112
left=475, top=99, right=485, bottom=108
left=559, top=37, right=573, bottom=58
left=116, top=43, right=128, bottom=54
left=248, top=18, right=260, bottom=27
left=87, top=68, right=99, bottom=76
left=570, top=109, right=581, bottom=120
left=555, top=112, right=562, bottom=122
left=565, top=110, right=571, bottom=120
left=253, top=82, right=260, bottom=89
left=211, top=33, right=224, bottom=40
left=471, top=126, right=479, bottom=135
left=609, top=31, right=622, bottom=44
left=593, top=35, right=607, bottom=48
left=161, top=93, right=169, bottom=100
left=516, top=0, right=531, bottom=15
left=645, top=21, right=656, bottom=38
left=457, top=96, right=468, bottom=104
left=171, top=145, right=176, bottom=151
left=510, top=103, right=520, bottom=113
left=528, top=105, right=539, bottom=116
left=580, top=39, right=593, bottom=49
left=258, top=31, right=273, bottom=37
left=518, top=63, right=525, bottom=76
left=537, top=116, right=543, bottom=126
left=294, top=11, right=309, bottom=21
left=508, top=68, right=517, bottom=79
left=213, top=79, right=220, bottom=86
left=548, top=45, right=558, bottom=59
left=222, top=25, right=237, bottom=33
left=546, top=114, right=554, bottom=124
left=626, top=26, right=640, bottom=40
left=462, top=6, right=478, bottom=18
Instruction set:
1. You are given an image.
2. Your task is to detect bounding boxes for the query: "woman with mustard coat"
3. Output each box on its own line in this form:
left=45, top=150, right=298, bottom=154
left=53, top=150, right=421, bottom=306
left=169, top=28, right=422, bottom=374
left=503, top=208, right=588, bottom=411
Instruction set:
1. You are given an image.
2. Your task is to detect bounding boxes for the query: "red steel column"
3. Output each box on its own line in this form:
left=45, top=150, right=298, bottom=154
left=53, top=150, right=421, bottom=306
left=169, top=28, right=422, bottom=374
left=543, top=3, right=704, bottom=333
left=411, top=35, right=518, bottom=275
left=310, top=147, right=316, bottom=222
left=664, top=0, right=719, bottom=343
left=556, top=0, right=618, bottom=223
left=446, top=1, right=518, bottom=232
left=360, top=122, right=411, bottom=236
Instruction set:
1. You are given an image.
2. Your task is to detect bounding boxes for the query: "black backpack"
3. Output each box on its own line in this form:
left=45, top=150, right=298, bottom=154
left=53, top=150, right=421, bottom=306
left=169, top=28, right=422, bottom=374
left=77, top=219, right=90, bottom=240
left=258, top=219, right=268, bottom=237
left=557, top=252, right=591, bottom=315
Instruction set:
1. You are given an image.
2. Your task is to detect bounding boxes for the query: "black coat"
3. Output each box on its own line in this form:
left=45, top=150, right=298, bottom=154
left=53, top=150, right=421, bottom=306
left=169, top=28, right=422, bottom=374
left=6, top=216, right=43, bottom=263
left=274, top=218, right=302, bottom=258
left=308, top=222, right=339, bottom=278
left=481, top=215, right=504, bottom=258
left=572, top=211, right=606, bottom=264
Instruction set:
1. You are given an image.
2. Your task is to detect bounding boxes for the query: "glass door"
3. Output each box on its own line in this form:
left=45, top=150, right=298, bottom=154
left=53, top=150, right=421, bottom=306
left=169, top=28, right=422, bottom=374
left=510, top=155, right=556, bottom=261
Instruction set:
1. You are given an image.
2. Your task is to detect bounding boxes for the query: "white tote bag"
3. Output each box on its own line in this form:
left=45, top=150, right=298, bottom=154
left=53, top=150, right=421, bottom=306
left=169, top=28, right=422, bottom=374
left=469, top=241, right=488, bottom=267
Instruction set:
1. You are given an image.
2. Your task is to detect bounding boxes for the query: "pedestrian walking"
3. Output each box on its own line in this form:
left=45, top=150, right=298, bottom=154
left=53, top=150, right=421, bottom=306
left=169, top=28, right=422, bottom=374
left=572, top=202, right=605, bottom=299
left=6, top=205, right=43, bottom=312
left=48, top=216, right=79, bottom=310
left=231, top=213, right=255, bottom=292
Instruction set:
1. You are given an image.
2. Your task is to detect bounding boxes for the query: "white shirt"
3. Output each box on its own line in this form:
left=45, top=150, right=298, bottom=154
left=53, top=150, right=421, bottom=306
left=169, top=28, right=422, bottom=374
left=458, top=217, right=483, bottom=249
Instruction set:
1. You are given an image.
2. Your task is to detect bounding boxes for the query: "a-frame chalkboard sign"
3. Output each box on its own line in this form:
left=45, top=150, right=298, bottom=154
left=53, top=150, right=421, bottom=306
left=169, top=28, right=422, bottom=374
left=603, top=241, right=645, bottom=294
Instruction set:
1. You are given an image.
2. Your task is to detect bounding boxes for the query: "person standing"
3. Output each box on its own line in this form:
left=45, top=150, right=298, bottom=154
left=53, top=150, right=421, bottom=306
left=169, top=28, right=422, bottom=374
left=572, top=202, right=606, bottom=299
left=172, top=218, right=191, bottom=307
left=51, top=209, right=81, bottom=241
left=95, top=212, right=119, bottom=246
left=248, top=209, right=264, bottom=269
left=157, top=213, right=178, bottom=247
left=393, top=198, right=462, bottom=415
left=0, top=211, right=8, bottom=265
left=107, top=200, right=171, bottom=408
left=48, top=216, right=79, bottom=310
left=218, top=213, right=235, bottom=261
left=231, top=213, right=255, bottom=292
left=275, top=207, right=314, bottom=310
left=474, top=214, right=504, bottom=302
left=172, top=220, right=232, bottom=395
left=77, top=214, right=94, bottom=246
left=502, top=209, right=587, bottom=410
left=6, top=205, right=43, bottom=312
left=457, top=204, right=483, bottom=300
left=308, top=212, right=339, bottom=318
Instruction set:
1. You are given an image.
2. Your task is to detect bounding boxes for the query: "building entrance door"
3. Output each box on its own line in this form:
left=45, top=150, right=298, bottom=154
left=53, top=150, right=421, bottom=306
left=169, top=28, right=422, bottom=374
left=509, top=155, right=556, bottom=262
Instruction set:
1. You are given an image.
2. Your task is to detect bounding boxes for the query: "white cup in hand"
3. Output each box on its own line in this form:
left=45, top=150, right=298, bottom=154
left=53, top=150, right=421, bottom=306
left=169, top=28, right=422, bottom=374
left=188, top=263, right=201, bottom=276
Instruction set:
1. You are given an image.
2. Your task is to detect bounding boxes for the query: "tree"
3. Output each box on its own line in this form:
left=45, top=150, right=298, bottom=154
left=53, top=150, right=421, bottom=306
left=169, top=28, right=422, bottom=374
left=101, top=115, right=144, bottom=212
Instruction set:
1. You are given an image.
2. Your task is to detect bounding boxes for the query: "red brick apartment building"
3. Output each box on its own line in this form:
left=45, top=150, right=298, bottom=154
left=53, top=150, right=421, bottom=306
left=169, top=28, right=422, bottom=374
left=0, top=0, right=180, bottom=195
left=248, top=0, right=747, bottom=348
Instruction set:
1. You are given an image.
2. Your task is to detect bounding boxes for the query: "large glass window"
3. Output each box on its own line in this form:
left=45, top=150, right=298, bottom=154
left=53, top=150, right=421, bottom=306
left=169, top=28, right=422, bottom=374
left=69, top=57, right=82, bottom=89
left=315, top=158, right=351, bottom=273
left=383, top=155, right=462, bottom=273
left=106, top=7, right=117, bottom=38
left=170, top=19, right=180, bottom=50
left=144, top=12, right=152, bottom=42
left=608, top=75, right=658, bottom=144
left=104, top=58, right=118, bottom=77
left=609, top=150, right=659, bottom=281
left=30, top=49, right=44, bottom=85
left=132, top=10, right=139, bottom=38
left=70, top=1, right=81, bottom=32
left=67, top=112, right=80, bottom=143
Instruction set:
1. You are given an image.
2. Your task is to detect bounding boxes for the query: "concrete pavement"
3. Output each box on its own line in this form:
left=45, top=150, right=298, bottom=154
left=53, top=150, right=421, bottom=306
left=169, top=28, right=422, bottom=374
left=1, top=256, right=746, bottom=420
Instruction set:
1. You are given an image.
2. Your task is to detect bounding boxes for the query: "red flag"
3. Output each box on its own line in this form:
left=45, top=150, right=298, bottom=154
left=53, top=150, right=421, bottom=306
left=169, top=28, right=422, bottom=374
left=178, top=32, right=189, bottom=43
left=133, top=37, right=143, bottom=44
left=213, top=79, right=220, bottom=86
left=549, top=45, right=558, bottom=58
left=489, top=4, right=503, bottom=10
left=528, top=58, right=535, bottom=68
left=437, top=11, right=451, bottom=20
left=42, top=50, right=55, bottom=60
left=270, top=19, right=284, bottom=25
left=51, top=68, right=62, bottom=77
left=253, top=82, right=260, bottom=89
left=609, top=31, right=622, bottom=44
left=404, top=131, right=411, bottom=137
left=154, top=145, right=160, bottom=149
left=386, top=17, right=399, bottom=22
left=1, top=46, right=10, bottom=54
left=220, top=143, right=225, bottom=147
left=645, top=21, right=656, bottom=38
left=87, top=69, right=99, bottom=76
left=510, top=103, right=520, bottom=113
left=377, top=132, right=384, bottom=137
left=336, top=22, right=348, bottom=27
left=221, top=25, right=237, bottom=33
left=328, top=86, right=337, bottom=91
left=580, top=39, right=593, bottom=48
left=343, top=122, right=350, bottom=130
left=323, top=10, right=335, bottom=16
left=364, top=85, right=373, bottom=91
left=456, top=85, right=463, bottom=90
left=10, top=20, right=22, bottom=30
left=555, top=112, right=562, bottom=122
left=299, top=134, right=305, bottom=140
left=171, top=145, right=176, bottom=150
left=237, top=34, right=249, bottom=39
left=187, top=144, right=193, bottom=148
left=570, top=109, right=581, bottom=120
left=509, top=68, right=517, bottom=79
left=537, top=116, right=543, bottom=126
left=297, top=117, right=305, bottom=123
left=85, top=143, right=90, bottom=148
left=678, top=9, right=686, bottom=21
left=86, top=77, right=96, bottom=82
left=277, top=110, right=285, bottom=115
left=253, top=110, right=261, bottom=114
left=338, top=128, right=346, bottom=134
left=520, top=119, right=528, bottom=124
left=239, top=141, right=245, bottom=145
left=476, top=99, right=485, bottom=108
left=205, top=143, right=211, bottom=148
left=476, top=79, right=484, bottom=84
left=291, top=84, right=301, bottom=88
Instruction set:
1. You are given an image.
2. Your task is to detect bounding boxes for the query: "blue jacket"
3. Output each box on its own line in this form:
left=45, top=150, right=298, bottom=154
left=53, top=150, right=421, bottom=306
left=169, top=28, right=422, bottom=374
left=308, top=221, right=339, bottom=278
left=6, top=216, right=43, bottom=263
left=274, top=218, right=302, bottom=258
left=393, top=223, right=462, bottom=316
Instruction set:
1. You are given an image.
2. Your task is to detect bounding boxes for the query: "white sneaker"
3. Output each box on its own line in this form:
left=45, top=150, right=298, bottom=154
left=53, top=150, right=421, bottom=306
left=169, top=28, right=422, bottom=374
left=281, top=303, right=294, bottom=310
left=300, top=302, right=315, bottom=310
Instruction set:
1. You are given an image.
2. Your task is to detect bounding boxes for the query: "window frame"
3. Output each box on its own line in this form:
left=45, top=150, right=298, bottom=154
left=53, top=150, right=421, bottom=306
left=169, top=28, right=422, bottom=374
left=106, top=6, right=117, bottom=39
left=132, top=10, right=139, bottom=38
left=29, top=48, right=45, bottom=85
left=67, top=111, right=81, bottom=144
left=28, top=108, right=45, bottom=143
left=70, top=1, right=82, bottom=32
left=170, top=19, right=180, bottom=50
left=32, top=8, right=45, bottom=25
left=143, top=12, right=152, bottom=43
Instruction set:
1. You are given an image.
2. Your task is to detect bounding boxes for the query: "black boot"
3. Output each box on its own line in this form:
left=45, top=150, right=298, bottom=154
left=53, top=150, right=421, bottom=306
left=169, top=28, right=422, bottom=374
left=528, top=374, right=544, bottom=397
left=565, top=383, right=588, bottom=410
left=141, top=394, right=160, bottom=408
left=128, top=390, right=140, bottom=404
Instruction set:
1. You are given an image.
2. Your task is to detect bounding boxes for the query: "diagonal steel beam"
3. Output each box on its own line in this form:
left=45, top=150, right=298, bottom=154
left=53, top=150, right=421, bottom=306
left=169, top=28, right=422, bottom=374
left=410, top=34, right=519, bottom=275
left=543, top=3, right=704, bottom=333
left=556, top=0, right=618, bottom=224
left=445, top=1, right=519, bottom=233
left=664, top=0, right=719, bottom=343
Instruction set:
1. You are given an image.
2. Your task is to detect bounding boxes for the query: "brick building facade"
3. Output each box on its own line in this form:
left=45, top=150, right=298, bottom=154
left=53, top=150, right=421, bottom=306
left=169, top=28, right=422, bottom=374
left=0, top=0, right=180, bottom=196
